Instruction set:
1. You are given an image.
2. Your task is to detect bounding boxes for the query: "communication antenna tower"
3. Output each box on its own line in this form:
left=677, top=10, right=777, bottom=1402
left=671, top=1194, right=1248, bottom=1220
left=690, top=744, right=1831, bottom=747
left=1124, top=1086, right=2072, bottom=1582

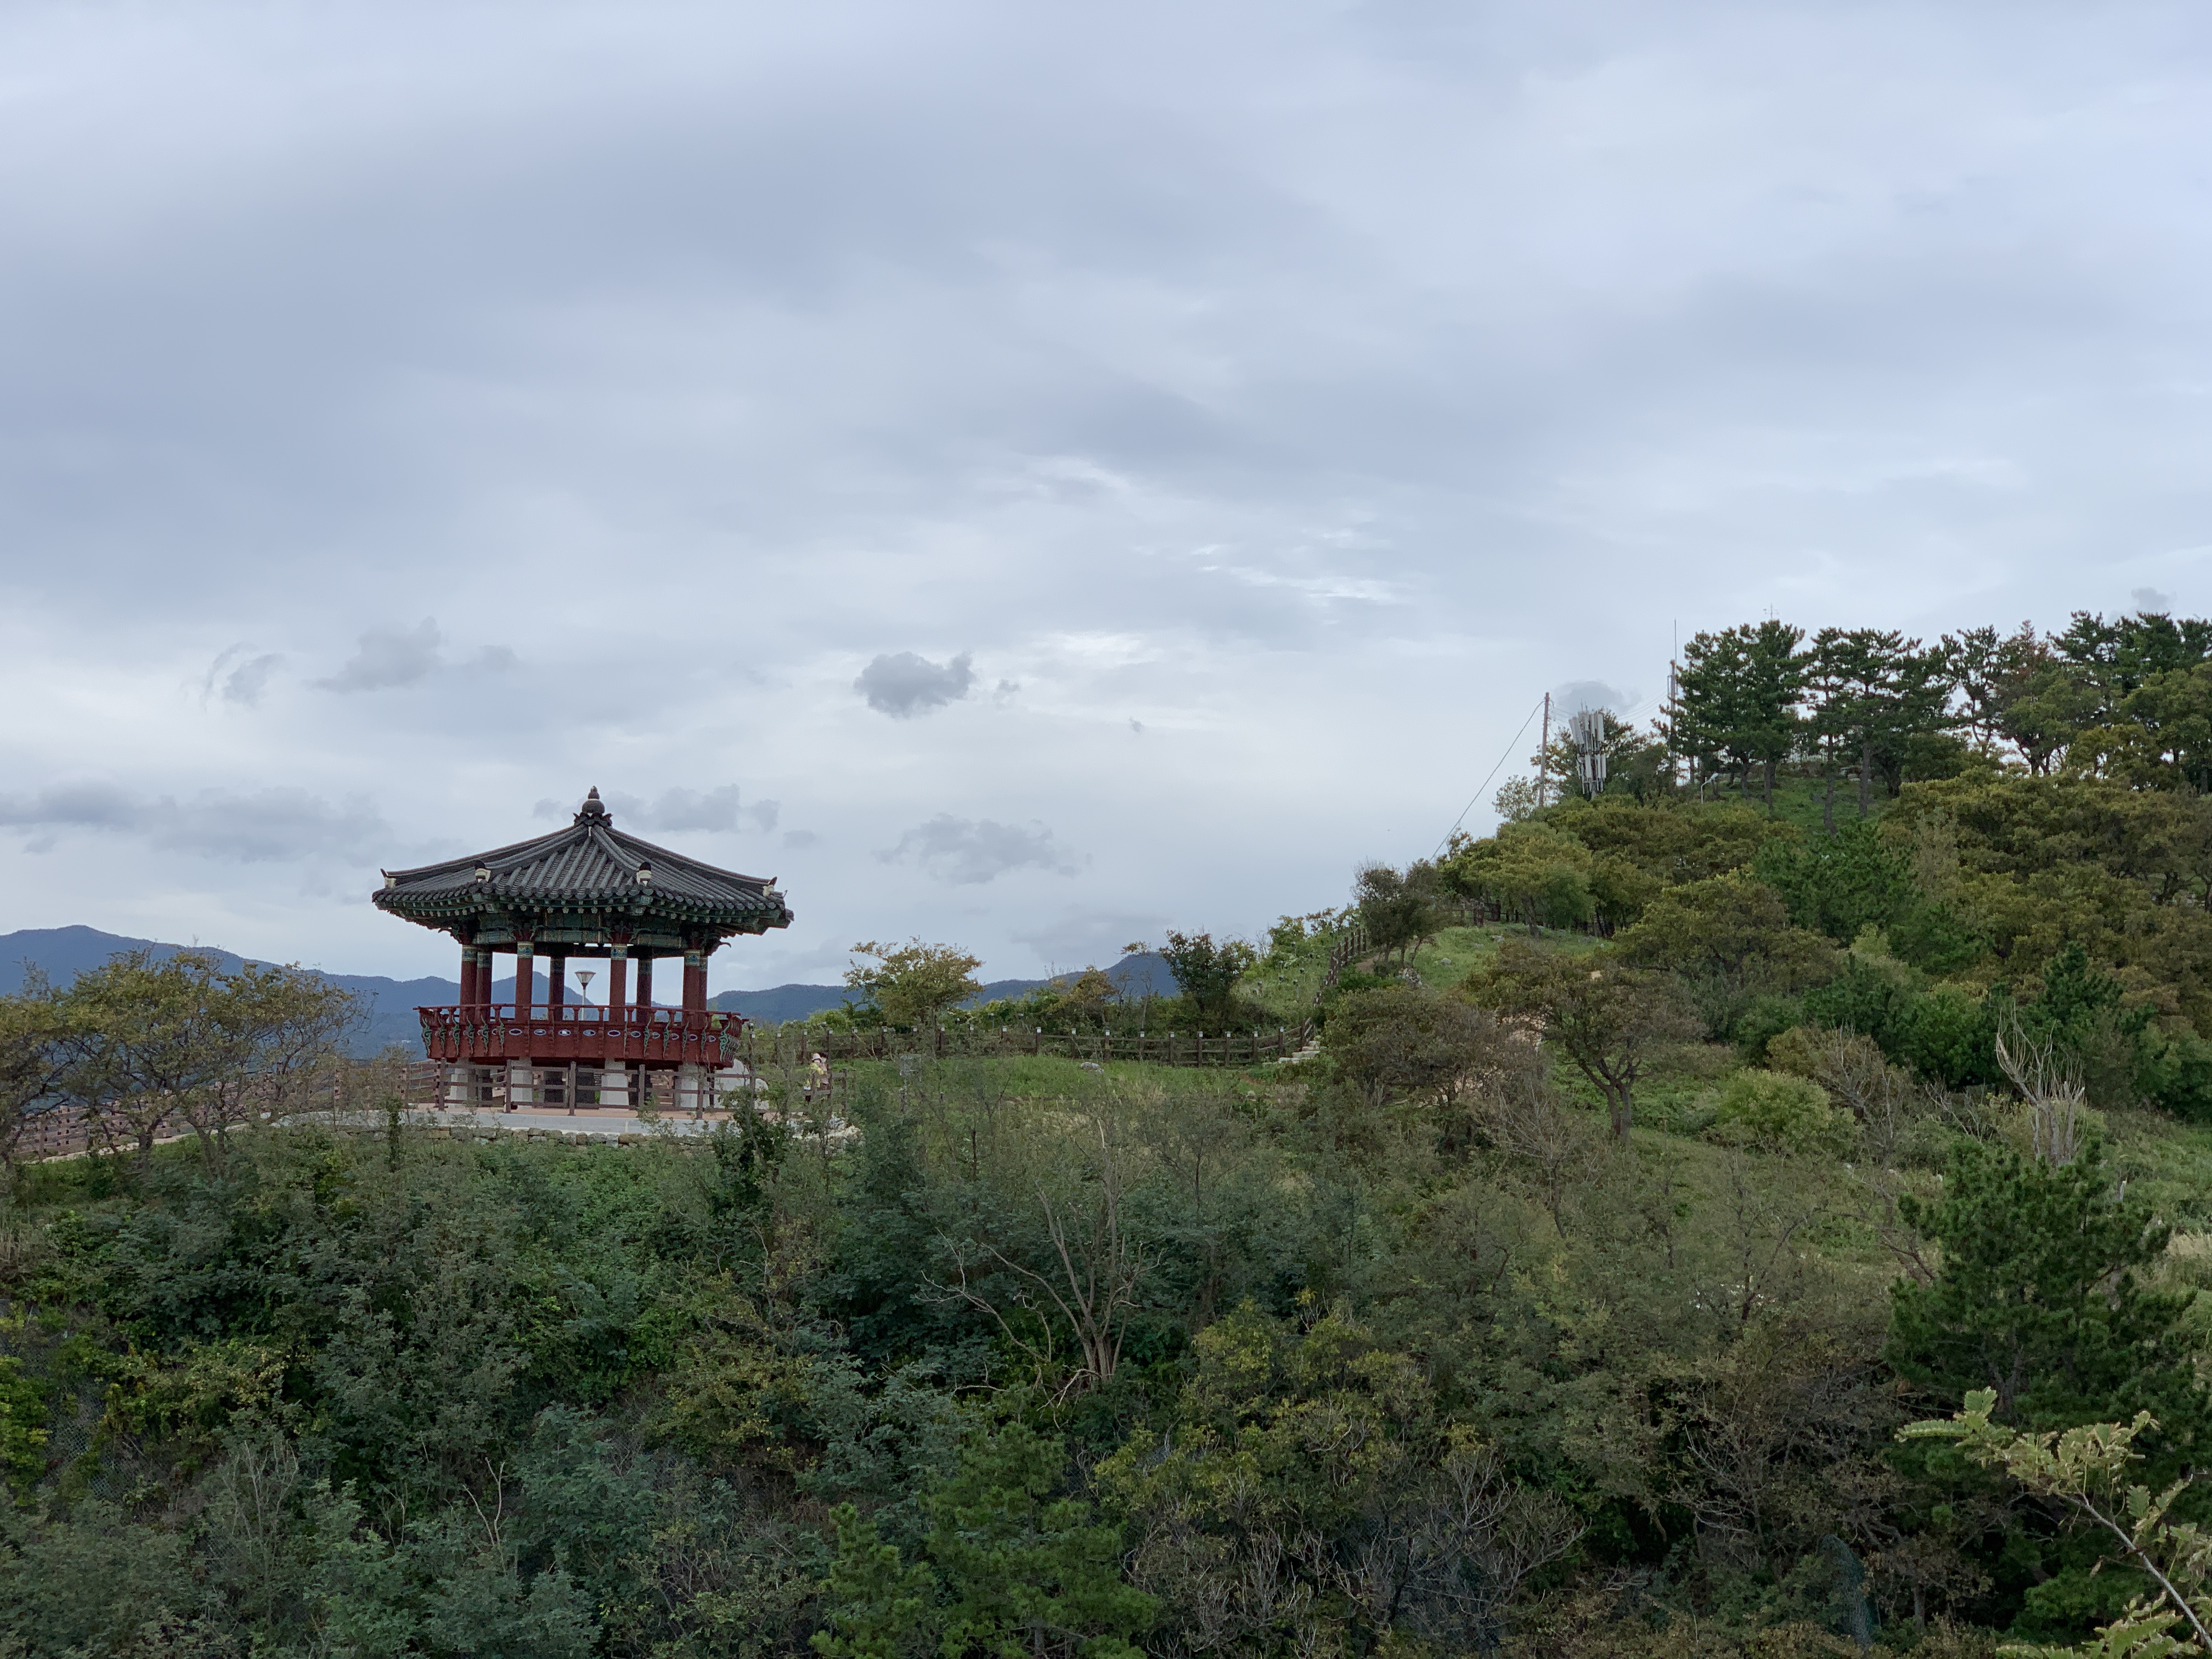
left=1568, top=708, right=1609, bottom=798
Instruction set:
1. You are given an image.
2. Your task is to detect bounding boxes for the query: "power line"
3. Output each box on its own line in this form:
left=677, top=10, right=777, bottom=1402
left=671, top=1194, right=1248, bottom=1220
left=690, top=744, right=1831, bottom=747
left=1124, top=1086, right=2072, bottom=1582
left=1435, top=696, right=1545, bottom=857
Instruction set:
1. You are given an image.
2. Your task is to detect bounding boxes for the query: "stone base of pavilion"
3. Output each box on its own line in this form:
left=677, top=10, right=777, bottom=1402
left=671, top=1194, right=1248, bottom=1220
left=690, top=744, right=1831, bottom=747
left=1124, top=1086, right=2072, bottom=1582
left=420, top=1059, right=764, bottom=1116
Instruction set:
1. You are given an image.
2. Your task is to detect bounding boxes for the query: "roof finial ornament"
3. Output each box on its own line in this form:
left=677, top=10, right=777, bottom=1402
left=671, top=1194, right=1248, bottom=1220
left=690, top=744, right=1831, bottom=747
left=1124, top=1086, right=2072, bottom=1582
left=575, top=786, right=610, bottom=825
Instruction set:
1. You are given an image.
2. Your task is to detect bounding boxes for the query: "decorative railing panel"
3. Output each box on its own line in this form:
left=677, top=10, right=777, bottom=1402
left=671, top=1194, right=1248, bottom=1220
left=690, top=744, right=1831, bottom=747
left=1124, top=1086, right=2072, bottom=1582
left=416, top=1005, right=744, bottom=1065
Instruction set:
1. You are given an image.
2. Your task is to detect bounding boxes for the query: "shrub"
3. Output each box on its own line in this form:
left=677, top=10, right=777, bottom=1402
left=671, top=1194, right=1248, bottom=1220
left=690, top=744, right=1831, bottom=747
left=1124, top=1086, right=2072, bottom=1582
left=1707, top=1069, right=1851, bottom=1155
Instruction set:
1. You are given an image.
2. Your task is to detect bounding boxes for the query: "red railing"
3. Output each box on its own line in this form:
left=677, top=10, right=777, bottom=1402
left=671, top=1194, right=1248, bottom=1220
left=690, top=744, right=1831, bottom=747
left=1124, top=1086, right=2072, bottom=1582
left=416, top=1005, right=744, bottom=1066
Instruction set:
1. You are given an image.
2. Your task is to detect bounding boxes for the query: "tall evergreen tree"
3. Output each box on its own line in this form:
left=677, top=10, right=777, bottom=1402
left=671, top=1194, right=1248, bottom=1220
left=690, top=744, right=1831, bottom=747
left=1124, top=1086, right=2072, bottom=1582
left=1673, top=620, right=1804, bottom=808
left=1887, top=1140, right=2210, bottom=1472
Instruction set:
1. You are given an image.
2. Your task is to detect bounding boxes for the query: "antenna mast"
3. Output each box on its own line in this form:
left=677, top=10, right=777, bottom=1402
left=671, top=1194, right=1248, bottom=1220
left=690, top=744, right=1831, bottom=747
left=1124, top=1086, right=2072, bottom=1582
left=1568, top=707, right=1609, bottom=798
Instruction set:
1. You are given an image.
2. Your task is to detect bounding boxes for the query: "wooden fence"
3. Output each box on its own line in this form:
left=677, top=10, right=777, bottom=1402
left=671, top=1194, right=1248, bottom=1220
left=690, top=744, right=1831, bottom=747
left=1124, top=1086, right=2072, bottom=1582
left=738, top=1022, right=1315, bottom=1070
left=1319, top=895, right=1610, bottom=991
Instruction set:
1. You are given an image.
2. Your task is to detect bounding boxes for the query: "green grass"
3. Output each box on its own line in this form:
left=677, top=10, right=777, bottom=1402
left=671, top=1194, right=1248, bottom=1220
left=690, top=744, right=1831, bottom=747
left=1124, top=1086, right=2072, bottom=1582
left=833, top=1052, right=1287, bottom=1101
left=1660, top=770, right=1895, bottom=835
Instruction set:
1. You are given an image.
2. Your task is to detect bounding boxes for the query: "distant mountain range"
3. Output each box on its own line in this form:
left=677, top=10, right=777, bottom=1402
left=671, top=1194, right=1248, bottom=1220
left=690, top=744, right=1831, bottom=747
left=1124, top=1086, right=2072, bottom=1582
left=706, top=952, right=1177, bottom=1025
left=0, top=927, right=1180, bottom=1057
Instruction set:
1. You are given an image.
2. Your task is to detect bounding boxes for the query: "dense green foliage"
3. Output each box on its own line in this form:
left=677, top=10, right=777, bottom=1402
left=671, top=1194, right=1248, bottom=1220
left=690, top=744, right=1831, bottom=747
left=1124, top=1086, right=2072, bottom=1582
left=17, top=609, right=2212, bottom=1656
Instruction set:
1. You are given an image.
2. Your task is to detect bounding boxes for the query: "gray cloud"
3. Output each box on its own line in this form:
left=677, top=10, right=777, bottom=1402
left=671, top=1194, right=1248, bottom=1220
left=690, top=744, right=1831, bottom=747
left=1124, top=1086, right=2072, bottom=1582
left=317, top=620, right=514, bottom=693
left=2134, top=588, right=2175, bottom=615
left=1553, top=681, right=1637, bottom=718
left=8, top=2, right=2212, bottom=983
left=877, top=815, right=1082, bottom=885
left=202, top=645, right=284, bottom=707
left=620, top=785, right=744, bottom=833
left=533, top=786, right=782, bottom=836
left=855, top=652, right=976, bottom=719
left=783, top=830, right=819, bottom=849
left=1009, top=907, right=1169, bottom=971
left=318, top=619, right=445, bottom=692
left=223, top=653, right=283, bottom=706
left=0, top=783, right=388, bottom=862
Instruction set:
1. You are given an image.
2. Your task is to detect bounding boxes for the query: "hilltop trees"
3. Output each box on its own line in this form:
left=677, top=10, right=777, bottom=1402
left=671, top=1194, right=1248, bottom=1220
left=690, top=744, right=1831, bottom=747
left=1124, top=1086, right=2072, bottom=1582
left=1666, top=619, right=1971, bottom=812
left=1674, top=620, right=1806, bottom=806
left=1499, top=605, right=2212, bottom=820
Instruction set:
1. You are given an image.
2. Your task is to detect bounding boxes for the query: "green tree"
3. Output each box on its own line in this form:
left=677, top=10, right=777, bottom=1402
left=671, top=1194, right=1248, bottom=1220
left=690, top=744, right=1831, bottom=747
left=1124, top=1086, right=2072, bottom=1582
left=1674, top=620, right=1805, bottom=808
left=2077, top=662, right=2212, bottom=794
left=59, top=949, right=358, bottom=1164
left=1615, top=870, right=1839, bottom=1041
left=1323, top=985, right=1522, bottom=1118
left=1491, top=775, right=1541, bottom=823
left=1099, top=1302, right=1579, bottom=1656
left=0, top=973, right=72, bottom=1167
left=1466, top=938, right=1699, bottom=1138
left=1887, top=1141, right=2208, bottom=1463
left=1806, top=627, right=1908, bottom=817
left=1904, top=1391, right=2212, bottom=1657
left=847, top=939, right=986, bottom=1029
left=1154, top=932, right=1257, bottom=1024
left=1440, top=820, right=1600, bottom=932
left=2055, top=609, right=2212, bottom=725
left=1940, top=623, right=2015, bottom=759
left=815, top=1419, right=1154, bottom=1659
left=1352, top=859, right=1442, bottom=963
left=1753, top=819, right=1913, bottom=945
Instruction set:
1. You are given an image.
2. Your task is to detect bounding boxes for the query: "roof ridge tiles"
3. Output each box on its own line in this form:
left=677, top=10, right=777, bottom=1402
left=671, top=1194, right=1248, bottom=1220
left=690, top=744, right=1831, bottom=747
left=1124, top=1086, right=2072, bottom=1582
left=373, top=797, right=792, bottom=940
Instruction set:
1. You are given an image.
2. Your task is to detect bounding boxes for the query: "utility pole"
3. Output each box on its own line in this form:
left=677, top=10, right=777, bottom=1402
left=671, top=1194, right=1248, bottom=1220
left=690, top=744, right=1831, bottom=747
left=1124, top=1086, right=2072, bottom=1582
left=1667, top=656, right=1679, bottom=792
left=1537, top=691, right=1551, bottom=808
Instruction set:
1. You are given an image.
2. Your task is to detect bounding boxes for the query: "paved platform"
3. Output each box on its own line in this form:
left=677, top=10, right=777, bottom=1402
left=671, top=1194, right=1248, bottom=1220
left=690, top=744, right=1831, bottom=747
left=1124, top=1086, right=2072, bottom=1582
left=396, top=1104, right=852, bottom=1142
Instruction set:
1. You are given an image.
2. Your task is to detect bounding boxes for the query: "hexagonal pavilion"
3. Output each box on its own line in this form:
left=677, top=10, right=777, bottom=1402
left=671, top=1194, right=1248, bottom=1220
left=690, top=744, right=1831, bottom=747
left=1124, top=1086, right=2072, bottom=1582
left=374, top=787, right=793, bottom=1110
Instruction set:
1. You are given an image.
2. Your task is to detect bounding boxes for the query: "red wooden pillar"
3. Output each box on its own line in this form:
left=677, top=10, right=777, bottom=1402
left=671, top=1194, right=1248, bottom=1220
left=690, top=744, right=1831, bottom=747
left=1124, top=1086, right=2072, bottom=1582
left=608, top=943, right=630, bottom=1013
left=634, top=955, right=653, bottom=1011
left=682, top=950, right=706, bottom=1013
left=515, top=942, right=536, bottom=1012
left=459, top=944, right=477, bottom=1008
left=548, top=950, right=568, bottom=1007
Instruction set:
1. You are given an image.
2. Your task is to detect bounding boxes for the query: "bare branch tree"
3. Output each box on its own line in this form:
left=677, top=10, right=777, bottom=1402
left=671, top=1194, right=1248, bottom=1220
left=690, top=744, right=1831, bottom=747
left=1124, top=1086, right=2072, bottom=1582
left=1996, top=1018, right=2087, bottom=1167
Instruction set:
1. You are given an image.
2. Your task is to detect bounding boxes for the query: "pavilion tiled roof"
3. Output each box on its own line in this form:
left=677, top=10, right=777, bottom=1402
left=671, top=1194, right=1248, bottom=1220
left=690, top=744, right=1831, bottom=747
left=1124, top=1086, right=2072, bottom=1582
left=374, top=788, right=792, bottom=935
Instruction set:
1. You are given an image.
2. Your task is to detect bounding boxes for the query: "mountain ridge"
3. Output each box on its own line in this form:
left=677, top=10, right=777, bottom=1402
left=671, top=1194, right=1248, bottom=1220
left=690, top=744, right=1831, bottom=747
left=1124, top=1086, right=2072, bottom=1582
left=0, top=927, right=1179, bottom=1054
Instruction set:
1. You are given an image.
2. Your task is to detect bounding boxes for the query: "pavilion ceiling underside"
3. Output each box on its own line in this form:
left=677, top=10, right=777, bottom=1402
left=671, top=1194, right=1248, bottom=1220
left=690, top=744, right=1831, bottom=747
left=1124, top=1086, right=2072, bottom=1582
left=457, top=923, right=727, bottom=955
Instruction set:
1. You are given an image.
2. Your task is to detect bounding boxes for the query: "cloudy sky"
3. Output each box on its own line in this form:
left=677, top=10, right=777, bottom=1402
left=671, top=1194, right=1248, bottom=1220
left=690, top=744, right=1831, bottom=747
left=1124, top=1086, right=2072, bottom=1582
left=3, top=0, right=2209, bottom=988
